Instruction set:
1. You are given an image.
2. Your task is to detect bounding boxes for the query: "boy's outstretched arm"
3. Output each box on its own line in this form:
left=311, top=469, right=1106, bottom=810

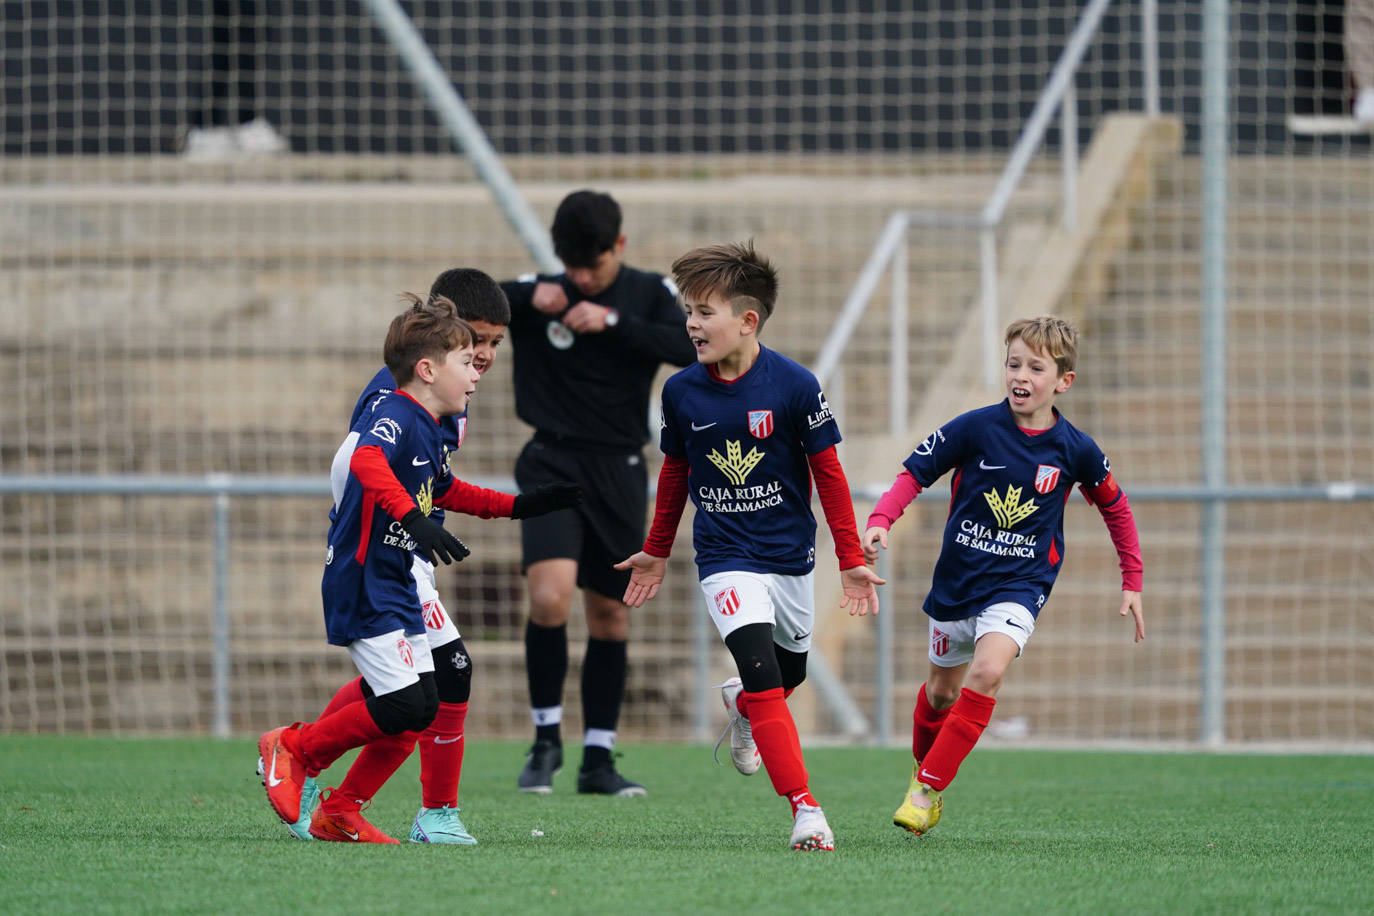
left=863, top=469, right=923, bottom=564
left=1082, top=474, right=1145, bottom=642
left=614, top=454, right=690, bottom=608
left=807, top=446, right=886, bottom=616
left=614, top=552, right=667, bottom=607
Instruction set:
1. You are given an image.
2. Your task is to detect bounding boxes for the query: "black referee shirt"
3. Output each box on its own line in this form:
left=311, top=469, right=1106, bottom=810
left=502, top=265, right=696, bottom=453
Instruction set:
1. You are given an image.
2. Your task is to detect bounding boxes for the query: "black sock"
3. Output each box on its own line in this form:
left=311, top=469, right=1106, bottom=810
left=525, top=621, right=568, bottom=745
left=582, top=745, right=611, bottom=770
left=581, top=636, right=627, bottom=738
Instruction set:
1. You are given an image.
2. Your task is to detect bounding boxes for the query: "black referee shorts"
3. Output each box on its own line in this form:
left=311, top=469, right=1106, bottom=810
left=514, top=438, right=648, bottom=601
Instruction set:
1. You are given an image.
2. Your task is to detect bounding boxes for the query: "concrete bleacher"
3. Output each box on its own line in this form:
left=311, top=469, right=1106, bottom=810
left=3, top=137, right=1370, bottom=744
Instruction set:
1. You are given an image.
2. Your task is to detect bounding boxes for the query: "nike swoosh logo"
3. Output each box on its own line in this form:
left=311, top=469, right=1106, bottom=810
left=1004, top=618, right=1027, bottom=631
left=793, top=631, right=811, bottom=641
left=412, top=457, right=430, bottom=466
left=341, top=828, right=359, bottom=840
left=919, top=770, right=936, bottom=782
left=790, top=793, right=808, bottom=803
left=691, top=421, right=717, bottom=431
left=979, top=459, right=1006, bottom=470
left=433, top=735, right=461, bottom=744
left=266, top=753, right=284, bottom=788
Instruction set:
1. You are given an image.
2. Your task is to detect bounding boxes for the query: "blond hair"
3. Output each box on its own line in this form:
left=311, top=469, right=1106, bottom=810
left=1004, top=315, right=1078, bottom=375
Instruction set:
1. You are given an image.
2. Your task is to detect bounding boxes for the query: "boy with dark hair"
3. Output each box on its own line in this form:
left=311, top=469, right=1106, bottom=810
left=617, top=241, right=883, bottom=851
left=502, top=189, right=696, bottom=796
left=863, top=315, right=1144, bottom=836
left=258, top=288, right=580, bottom=844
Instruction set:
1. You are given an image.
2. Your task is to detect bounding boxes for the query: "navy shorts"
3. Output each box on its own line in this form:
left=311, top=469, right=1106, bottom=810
left=514, top=438, right=648, bottom=600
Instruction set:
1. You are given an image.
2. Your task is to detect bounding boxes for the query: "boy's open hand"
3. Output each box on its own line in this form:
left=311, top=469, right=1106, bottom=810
left=614, top=552, right=667, bottom=607
left=861, top=525, right=889, bottom=565
left=1120, top=590, right=1145, bottom=642
left=839, top=565, right=885, bottom=616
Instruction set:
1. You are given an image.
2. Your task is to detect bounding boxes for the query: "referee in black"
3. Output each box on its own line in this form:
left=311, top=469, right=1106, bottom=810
left=502, top=190, right=695, bottom=796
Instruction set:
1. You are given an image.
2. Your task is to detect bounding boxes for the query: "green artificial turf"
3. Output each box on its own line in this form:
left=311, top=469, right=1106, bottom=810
left=1, top=737, right=1370, bottom=914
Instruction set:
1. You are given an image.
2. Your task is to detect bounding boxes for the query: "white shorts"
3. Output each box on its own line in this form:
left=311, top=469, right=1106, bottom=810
left=928, top=602, right=1036, bottom=667
left=348, top=629, right=436, bottom=696
left=412, top=555, right=461, bottom=649
left=700, top=570, right=815, bottom=653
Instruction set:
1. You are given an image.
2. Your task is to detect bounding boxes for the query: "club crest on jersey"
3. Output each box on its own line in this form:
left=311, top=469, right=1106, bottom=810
left=422, top=600, right=446, bottom=631
left=546, top=320, right=575, bottom=350
left=1034, top=464, right=1062, bottom=494
left=397, top=638, right=414, bottom=667
left=748, top=409, right=774, bottom=439
left=932, top=627, right=949, bottom=657
left=455, top=418, right=467, bottom=448
left=714, top=587, right=741, bottom=617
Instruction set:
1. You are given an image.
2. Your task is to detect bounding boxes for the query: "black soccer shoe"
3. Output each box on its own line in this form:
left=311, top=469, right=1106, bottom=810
left=518, top=740, right=563, bottom=795
left=576, top=758, right=647, bottom=797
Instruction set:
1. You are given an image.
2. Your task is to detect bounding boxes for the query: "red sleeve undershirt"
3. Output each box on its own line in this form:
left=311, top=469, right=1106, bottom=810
left=643, top=455, right=690, bottom=558
left=435, top=479, right=516, bottom=518
left=1082, top=477, right=1144, bottom=592
left=350, top=444, right=516, bottom=520
left=807, top=446, right=867, bottom=570
left=866, top=469, right=923, bottom=530
left=350, top=445, right=417, bottom=521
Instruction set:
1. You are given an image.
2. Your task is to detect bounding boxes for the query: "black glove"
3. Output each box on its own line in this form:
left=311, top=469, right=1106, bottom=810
left=511, top=482, right=584, bottom=519
left=400, top=508, right=470, bottom=565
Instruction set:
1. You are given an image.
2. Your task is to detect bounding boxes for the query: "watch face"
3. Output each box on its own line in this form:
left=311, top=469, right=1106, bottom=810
left=605, top=310, right=619, bottom=327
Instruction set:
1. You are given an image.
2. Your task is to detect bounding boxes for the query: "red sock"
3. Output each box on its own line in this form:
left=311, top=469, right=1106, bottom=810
left=916, top=687, right=996, bottom=791
left=419, top=701, right=468, bottom=809
left=305, top=677, right=368, bottom=776
left=912, top=682, right=951, bottom=763
left=742, top=688, right=811, bottom=805
left=334, top=731, right=418, bottom=804
left=285, top=699, right=386, bottom=773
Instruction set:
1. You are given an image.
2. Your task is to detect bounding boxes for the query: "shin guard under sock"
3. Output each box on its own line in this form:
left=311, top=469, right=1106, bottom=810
left=741, top=688, right=810, bottom=801
left=916, top=687, right=996, bottom=791
left=419, top=701, right=468, bottom=808
left=335, top=730, right=419, bottom=803
left=287, top=699, right=387, bottom=774
left=912, top=682, right=952, bottom=763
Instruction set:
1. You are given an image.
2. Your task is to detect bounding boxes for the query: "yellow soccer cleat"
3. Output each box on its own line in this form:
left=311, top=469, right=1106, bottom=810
left=893, top=764, right=943, bottom=835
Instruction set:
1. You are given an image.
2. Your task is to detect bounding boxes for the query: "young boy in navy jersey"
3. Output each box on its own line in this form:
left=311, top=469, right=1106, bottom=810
left=258, top=290, right=579, bottom=843
left=286, top=270, right=577, bottom=845
left=616, top=241, right=884, bottom=851
left=862, top=315, right=1145, bottom=836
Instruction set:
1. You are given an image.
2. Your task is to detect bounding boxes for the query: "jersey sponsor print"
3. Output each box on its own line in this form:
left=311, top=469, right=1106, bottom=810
left=659, top=346, right=841, bottom=578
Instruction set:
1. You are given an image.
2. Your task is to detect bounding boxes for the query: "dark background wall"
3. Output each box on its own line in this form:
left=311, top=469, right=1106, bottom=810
left=2, top=1, right=1362, bottom=156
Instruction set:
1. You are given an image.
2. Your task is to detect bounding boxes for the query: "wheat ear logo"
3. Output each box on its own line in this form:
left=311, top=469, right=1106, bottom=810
left=415, top=477, right=435, bottom=516
left=706, top=440, right=766, bottom=486
left=983, top=484, right=1039, bottom=529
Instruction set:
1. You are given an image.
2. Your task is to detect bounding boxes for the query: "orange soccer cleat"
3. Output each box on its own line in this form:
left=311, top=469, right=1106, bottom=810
left=258, top=725, right=307, bottom=825
left=308, top=790, right=400, bottom=844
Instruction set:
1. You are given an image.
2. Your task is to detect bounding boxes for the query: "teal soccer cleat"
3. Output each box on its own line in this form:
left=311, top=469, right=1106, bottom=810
left=409, top=806, right=478, bottom=845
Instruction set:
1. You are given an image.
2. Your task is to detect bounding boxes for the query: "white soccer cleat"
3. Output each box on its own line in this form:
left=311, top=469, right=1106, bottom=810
left=790, top=804, right=835, bottom=851
left=714, top=677, right=761, bottom=775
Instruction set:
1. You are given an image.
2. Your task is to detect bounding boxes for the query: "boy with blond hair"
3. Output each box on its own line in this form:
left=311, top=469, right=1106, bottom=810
left=617, top=241, right=883, bottom=851
left=864, top=315, right=1145, bottom=836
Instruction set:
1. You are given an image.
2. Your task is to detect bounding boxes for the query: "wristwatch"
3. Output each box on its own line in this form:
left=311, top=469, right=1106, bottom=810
left=604, top=308, right=620, bottom=329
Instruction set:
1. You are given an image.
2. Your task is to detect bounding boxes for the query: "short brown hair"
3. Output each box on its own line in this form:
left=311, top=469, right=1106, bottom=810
left=670, top=240, right=779, bottom=327
left=1004, top=315, right=1078, bottom=375
left=384, top=293, right=475, bottom=386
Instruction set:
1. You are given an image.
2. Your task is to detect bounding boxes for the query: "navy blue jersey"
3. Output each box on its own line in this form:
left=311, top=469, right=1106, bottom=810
left=322, top=392, right=455, bottom=645
left=660, top=346, right=841, bottom=578
left=903, top=400, right=1115, bottom=621
left=343, top=367, right=467, bottom=524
